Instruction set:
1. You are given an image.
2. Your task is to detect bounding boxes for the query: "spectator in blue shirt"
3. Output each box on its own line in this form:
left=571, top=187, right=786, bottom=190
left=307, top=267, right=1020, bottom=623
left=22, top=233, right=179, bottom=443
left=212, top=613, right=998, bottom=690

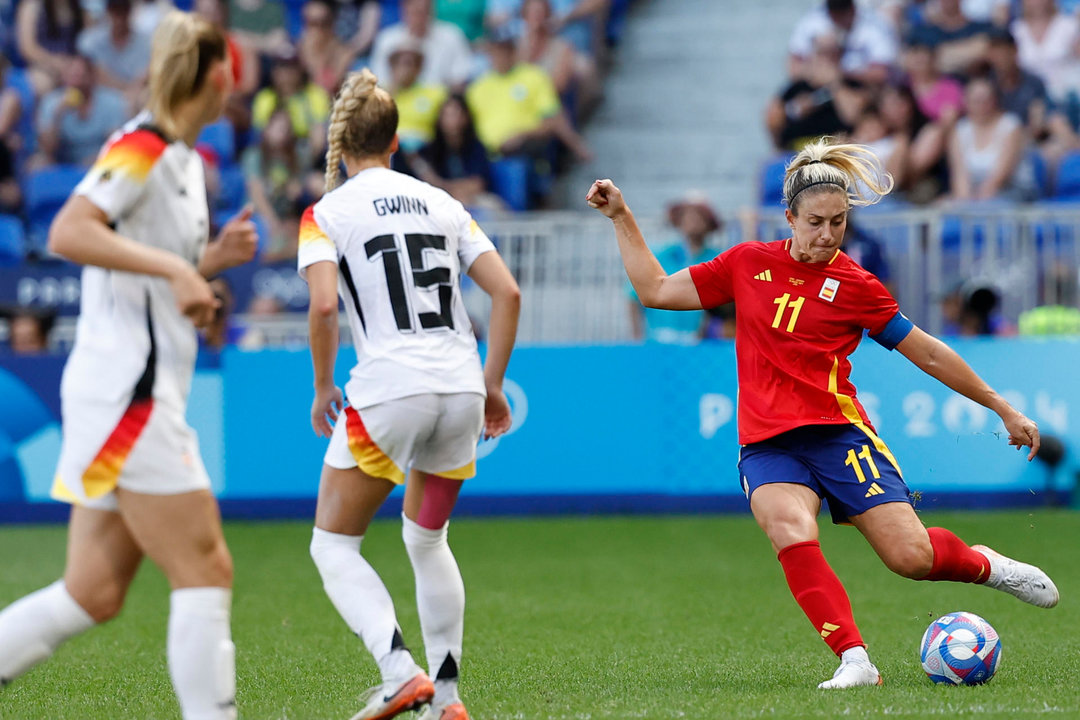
left=32, top=54, right=126, bottom=168
left=627, top=192, right=723, bottom=344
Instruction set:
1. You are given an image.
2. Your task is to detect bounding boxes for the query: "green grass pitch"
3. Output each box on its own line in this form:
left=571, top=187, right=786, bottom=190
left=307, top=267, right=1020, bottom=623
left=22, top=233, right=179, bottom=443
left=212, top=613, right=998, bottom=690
left=0, top=509, right=1077, bottom=719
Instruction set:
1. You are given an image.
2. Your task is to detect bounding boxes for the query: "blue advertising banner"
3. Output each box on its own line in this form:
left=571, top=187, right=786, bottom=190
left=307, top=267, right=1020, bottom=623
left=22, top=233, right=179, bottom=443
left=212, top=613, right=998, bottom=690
left=1, top=339, right=1077, bottom=521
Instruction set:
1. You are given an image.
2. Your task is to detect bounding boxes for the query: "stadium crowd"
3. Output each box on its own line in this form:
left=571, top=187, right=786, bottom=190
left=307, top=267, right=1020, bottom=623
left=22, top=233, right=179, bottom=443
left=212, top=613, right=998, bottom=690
left=0, top=0, right=628, bottom=267
left=769, top=0, right=1080, bottom=205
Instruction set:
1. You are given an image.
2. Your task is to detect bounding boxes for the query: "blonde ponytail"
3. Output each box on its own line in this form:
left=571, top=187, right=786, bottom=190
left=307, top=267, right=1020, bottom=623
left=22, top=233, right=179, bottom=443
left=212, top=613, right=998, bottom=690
left=782, top=137, right=894, bottom=212
left=324, top=69, right=398, bottom=192
left=147, top=11, right=227, bottom=131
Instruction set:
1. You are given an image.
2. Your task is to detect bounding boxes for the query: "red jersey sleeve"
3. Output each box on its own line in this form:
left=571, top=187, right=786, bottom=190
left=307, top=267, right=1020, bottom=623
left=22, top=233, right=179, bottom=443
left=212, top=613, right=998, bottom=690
left=856, top=271, right=900, bottom=335
left=689, top=247, right=736, bottom=308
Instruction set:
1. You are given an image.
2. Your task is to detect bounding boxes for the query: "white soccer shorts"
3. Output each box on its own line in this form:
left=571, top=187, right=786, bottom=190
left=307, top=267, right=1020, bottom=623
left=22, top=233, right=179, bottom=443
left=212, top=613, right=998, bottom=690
left=324, top=392, right=485, bottom=484
left=51, top=397, right=211, bottom=511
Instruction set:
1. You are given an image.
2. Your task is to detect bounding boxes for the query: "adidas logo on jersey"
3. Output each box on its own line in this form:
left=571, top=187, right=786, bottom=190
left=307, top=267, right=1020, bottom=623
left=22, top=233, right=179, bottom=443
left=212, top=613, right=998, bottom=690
left=754, top=270, right=772, bottom=282
left=864, top=482, right=885, bottom=498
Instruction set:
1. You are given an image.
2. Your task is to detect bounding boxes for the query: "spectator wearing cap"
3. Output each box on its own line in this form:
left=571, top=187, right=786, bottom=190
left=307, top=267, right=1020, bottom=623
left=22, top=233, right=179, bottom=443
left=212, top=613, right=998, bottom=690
left=299, top=0, right=353, bottom=93
left=903, top=36, right=965, bottom=125
left=626, top=192, right=722, bottom=345
left=32, top=54, right=126, bottom=168
left=767, top=30, right=869, bottom=150
left=387, top=38, right=448, bottom=153
left=370, top=0, right=473, bottom=91
left=787, top=0, right=898, bottom=86
left=988, top=26, right=1078, bottom=166
left=1011, top=0, right=1080, bottom=116
left=252, top=50, right=331, bottom=159
left=76, top=0, right=152, bottom=106
left=906, top=0, right=993, bottom=75
left=947, top=75, right=1033, bottom=202
left=467, top=25, right=592, bottom=166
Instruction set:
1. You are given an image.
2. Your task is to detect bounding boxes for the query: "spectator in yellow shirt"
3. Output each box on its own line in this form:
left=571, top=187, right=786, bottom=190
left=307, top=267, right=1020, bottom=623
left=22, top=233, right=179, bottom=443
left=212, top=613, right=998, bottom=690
left=387, top=37, right=448, bottom=152
left=251, top=50, right=330, bottom=160
left=465, top=25, right=591, bottom=162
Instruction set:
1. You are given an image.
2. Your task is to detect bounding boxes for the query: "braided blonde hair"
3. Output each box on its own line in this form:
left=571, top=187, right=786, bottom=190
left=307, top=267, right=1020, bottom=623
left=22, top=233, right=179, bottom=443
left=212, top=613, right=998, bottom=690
left=324, top=69, right=399, bottom=192
left=782, top=137, right=894, bottom=214
left=147, top=11, right=227, bottom=131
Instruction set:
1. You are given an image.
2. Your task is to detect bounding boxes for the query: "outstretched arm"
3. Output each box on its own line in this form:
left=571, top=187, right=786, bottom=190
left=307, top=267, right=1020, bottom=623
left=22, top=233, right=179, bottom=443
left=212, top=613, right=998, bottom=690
left=896, top=325, right=1040, bottom=460
left=586, top=179, right=702, bottom=311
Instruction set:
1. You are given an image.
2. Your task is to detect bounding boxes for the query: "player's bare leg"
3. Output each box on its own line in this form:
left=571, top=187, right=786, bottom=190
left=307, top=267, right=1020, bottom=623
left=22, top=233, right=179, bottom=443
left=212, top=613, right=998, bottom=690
left=852, top=502, right=1058, bottom=607
left=405, top=470, right=469, bottom=720
left=117, top=488, right=236, bottom=720
left=752, top=484, right=881, bottom=689
left=311, top=465, right=433, bottom=720
left=0, top=506, right=140, bottom=686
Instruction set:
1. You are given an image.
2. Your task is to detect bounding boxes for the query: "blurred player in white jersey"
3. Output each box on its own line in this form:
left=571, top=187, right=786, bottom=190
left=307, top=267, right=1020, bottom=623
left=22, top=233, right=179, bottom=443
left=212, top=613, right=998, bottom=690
left=299, top=68, right=520, bottom=720
left=0, top=12, right=257, bottom=719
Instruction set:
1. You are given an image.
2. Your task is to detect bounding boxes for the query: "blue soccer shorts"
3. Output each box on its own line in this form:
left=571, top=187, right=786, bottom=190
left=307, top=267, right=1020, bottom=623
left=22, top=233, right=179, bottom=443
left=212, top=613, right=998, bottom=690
left=737, top=423, right=912, bottom=524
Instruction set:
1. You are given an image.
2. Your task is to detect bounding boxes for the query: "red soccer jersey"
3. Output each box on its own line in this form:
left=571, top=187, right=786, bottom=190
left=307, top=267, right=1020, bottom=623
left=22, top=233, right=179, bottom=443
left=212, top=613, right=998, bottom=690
left=689, top=239, right=900, bottom=444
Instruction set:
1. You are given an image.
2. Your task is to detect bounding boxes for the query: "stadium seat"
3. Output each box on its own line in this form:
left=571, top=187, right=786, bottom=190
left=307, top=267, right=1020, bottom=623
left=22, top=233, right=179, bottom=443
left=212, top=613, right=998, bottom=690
left=0, top=214, right=25, bottom=265
left=1053, top=150, right=1080, bottom=199
left=491, top=157, right=530, bottom=212
left=25, top=165, right=84, bottom=251
left=380, top=0, right=401, bottom=27
left=197, top=119, right=236, bottom=167
left=759, top=154, right=792, bottom=208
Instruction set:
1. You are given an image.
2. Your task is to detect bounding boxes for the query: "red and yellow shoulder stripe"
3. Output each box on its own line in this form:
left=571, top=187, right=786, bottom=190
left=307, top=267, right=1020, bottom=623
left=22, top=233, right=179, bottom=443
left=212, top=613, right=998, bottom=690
left=90, top=128, right=170, bottom=184
left=299, top=205, right=333, bottom=249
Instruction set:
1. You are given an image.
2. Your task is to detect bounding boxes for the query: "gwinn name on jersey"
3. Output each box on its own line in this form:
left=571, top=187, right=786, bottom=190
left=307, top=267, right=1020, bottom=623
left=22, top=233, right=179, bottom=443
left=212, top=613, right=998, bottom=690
left=298, top=167, right=496, bottom=410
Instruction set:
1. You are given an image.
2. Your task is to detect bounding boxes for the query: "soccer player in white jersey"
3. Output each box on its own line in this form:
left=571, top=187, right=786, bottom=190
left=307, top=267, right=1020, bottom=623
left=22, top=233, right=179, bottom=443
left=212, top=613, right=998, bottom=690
left=0, top=12, right=257, bottom=720
left=299, top=68, right=521, bottom=720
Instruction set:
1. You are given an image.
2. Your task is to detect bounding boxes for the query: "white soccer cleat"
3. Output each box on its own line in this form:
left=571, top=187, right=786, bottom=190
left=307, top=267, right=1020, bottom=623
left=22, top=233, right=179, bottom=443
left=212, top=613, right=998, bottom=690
left=416, top=701, right=470, bottom=720
left=348, top=672, right=434, bottom=720
left=817, top=658, right=883, bottom=689
left=973, top=544, right=1059, bottom=609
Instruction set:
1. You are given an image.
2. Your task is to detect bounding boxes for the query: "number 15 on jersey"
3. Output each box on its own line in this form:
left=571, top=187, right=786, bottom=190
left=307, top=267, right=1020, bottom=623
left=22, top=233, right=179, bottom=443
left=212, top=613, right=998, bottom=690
left=353, top=232, right=457, bottom=334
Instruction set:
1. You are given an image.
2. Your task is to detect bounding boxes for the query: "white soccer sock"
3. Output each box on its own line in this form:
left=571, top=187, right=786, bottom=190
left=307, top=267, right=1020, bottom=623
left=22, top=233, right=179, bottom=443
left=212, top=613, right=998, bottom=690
left=309, top=527, right=415, bottom=683
left=402, top=515, right=464, bottom=705
left=167, top=587, right=236, bottom=720
left=0, top=580, right=95, bottom=685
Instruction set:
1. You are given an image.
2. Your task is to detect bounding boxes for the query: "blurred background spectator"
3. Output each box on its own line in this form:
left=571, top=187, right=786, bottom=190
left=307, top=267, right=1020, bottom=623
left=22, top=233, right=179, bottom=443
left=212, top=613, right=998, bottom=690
left=252, top=49, right=329, bottom=159
left=298, top=0, right=352, bottom=93
left=903, top=37, right=965, bottom=125
left=386, top=37, right=446, bottom=153
left=15, top=0, right=83, bottom=92
left=1011, top=0, right=1080, bottom=127
left=947, top=75, right=1032, bottom=201
left=487, top=0, right=610, bottom=58
left=2, top=307, right=54, bottom=354
left=32, top=54, right=125, bottom=169
left=76, top=0, right=152, bottom=109
left=242, top=109, right=308, bottom=261
left=410, top=93, right=498, bottom=209
left=627, top=192, right=721, bottom=344
left=787, top=0, right=897, bottom=85
left=371, top=0, right=472, bottom=90
left=878, top=82, right=949, bottom=201
left=907, top=0, right=994, bottom=75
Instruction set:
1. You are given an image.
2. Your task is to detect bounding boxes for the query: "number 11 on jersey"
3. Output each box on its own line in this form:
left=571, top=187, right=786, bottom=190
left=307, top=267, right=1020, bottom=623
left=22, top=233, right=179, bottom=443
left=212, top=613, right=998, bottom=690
left=772, top=293, right=805, bottom=333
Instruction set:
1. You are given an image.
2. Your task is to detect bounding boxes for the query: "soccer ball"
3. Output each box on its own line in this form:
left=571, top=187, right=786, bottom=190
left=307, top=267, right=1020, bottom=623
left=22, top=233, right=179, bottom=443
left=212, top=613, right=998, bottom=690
left=920, top=611, right=1002, bottom=685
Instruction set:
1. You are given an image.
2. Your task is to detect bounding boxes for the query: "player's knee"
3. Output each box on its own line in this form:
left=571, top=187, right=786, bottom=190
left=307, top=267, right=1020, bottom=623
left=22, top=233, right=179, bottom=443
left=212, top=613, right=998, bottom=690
left=70, top=580, right=127, bottom=623
left=204, top=542, right=234, bottom=588
left=761, top=511, right=817, bottom=550
left=884, top=543, right=934, bottom=579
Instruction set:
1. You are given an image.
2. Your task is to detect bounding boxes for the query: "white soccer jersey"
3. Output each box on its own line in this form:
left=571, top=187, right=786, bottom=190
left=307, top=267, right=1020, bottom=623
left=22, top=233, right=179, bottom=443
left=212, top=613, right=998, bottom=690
left=62, top=112, right=210, bottom=414
left=297, top=167, right=496, bottom=409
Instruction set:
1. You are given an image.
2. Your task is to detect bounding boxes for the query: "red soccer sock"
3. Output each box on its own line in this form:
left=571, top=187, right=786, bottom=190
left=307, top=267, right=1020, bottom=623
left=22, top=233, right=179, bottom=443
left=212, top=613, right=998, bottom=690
left=777, top=540, right=864, bottom=656
left=918, top=527, right=990, bottom=584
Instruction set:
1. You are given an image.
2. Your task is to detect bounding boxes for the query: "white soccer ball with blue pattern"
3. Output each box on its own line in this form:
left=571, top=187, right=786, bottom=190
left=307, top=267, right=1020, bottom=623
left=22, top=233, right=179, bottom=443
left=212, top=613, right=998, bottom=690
left=920, top=611, right=1002, bottom=685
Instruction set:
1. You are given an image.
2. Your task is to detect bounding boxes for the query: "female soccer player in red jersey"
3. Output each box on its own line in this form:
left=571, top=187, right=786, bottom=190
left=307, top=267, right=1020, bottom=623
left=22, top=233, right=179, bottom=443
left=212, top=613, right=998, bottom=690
left=587, top=138, right=1059, bottom=689
left=0, top=11, right=257, bottom=719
